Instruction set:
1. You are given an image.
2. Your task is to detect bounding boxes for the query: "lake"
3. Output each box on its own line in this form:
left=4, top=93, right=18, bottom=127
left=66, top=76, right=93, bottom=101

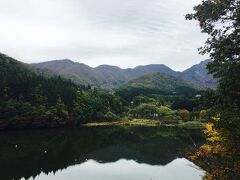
left=0, top=126, right=205, bottom=180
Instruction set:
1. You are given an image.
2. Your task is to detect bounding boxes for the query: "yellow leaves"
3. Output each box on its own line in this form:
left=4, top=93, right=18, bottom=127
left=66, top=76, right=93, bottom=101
left=201, top=144, right=213, bottom=154
left=189, top=155, right=197, bottom=161
left=204, top=123, right=217, bottom=136
left=204, top=123, right=214, bottom=134
left=199, top=109, right=207, bottom=119
left=191, top=115, right=240, bottom=179
left=212, top=114, right=220, bottom=122
left=191, top=122, right=225, bottom=159
left=213, top=144, right=222, bottom=153
left=208, top=136, right=221, bottom=142
left=204, top=123, right=222, bottom=142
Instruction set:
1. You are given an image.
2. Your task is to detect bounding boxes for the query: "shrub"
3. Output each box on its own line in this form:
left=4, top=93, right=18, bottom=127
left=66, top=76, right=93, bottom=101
left=104, top=112, right=119, bottom=121
left=129, top=103, right=159, bottom=119
left=158, top=106, right=178, bottom=117
left=179, top=109, right=191, bottom=122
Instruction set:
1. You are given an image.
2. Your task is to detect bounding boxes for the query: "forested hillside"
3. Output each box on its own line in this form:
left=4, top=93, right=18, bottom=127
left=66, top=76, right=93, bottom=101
left=115, top=72, right=197, bottom=104
left=0, top=53, right=203, bottom=129
left=0, top=53, right=123, bottom=129
left=122, top=72, right=195, bottom=93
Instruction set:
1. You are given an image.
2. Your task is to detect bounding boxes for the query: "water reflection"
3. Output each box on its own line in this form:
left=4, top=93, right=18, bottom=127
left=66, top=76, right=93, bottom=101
left=0, top=126, right=205, bottom=180
left=31, top=159, right=204, bottom=180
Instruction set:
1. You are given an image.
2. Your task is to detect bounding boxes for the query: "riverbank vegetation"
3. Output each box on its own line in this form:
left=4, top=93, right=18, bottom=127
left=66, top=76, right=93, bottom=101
left=186, top=0, right=240, bottom=178
left=82, top=118, right=203, bottom=129
left=0, top=53, right=208, bottom=130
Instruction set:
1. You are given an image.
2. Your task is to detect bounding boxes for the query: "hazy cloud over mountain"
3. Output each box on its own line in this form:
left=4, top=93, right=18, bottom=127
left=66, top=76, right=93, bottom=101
left=0, top=0, right=208, bottom=71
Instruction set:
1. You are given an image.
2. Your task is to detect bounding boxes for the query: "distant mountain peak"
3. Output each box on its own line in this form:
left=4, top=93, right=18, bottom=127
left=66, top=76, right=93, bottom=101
left=183, top=59, right=212, bottom=72
left=135, top=64, right=174, bottom=70
left=37, top=59, right=74, bottom=64
left=30, top=58, right=217, bottom=90
left=180, top=59, right=216, bottom=89
left=96, top=64, right=122, bottom=70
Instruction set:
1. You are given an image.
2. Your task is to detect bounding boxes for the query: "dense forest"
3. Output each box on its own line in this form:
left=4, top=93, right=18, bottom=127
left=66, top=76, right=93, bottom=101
left=0, top=53, right=125, bottom=128
left=0, top=53, right=205, bottom=130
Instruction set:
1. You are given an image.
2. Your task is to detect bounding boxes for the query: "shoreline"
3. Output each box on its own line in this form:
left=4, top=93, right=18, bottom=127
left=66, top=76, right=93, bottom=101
left=81, top=119, right=204, bottom=129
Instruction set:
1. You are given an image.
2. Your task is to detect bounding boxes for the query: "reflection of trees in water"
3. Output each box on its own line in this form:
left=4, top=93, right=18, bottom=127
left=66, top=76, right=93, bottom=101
left=0, top=127, right=204, bottom=180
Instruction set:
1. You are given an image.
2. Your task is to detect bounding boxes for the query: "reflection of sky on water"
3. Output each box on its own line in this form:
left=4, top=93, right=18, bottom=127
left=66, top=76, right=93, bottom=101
left=1, top=127, right=205, bottom=180
left=30, top=158, right=205, bottom=180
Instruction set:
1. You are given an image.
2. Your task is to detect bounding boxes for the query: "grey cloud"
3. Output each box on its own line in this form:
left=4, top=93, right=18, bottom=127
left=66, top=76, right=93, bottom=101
left=0, top=0, right=208, bottom=71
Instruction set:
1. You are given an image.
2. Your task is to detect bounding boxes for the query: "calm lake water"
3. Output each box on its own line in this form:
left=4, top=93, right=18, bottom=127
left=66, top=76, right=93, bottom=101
left=0, top=126, right=205, bottom=180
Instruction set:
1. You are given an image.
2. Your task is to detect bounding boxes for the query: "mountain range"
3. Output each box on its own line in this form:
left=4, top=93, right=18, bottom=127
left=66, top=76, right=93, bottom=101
left=31, top=59, right=217, bottom=90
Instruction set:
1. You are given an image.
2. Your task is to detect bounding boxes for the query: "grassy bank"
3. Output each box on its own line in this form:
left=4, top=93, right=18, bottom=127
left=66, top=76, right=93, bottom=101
left=82, top=119, right=204, bottom=129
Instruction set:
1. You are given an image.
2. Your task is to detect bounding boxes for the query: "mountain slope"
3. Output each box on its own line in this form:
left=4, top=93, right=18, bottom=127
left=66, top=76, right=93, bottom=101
left=115, top=72, right=197, bottom=101
left=179, top=60, right=217, bottom=89
left=126, top=72, right=189, bottom=91
left=31, top=59, right=216, bottom=89
left=32, top=61, right=179, bottom=89
left=31, top=59, right=107, bottom=86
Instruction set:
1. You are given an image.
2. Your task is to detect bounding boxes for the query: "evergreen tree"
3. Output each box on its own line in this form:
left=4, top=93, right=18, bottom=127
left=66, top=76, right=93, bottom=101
left=55, top=97, right=69, bottom=121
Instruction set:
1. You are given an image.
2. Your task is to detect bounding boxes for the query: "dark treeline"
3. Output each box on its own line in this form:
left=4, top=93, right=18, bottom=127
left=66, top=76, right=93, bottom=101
left=0, top=53, right=123, bottom=129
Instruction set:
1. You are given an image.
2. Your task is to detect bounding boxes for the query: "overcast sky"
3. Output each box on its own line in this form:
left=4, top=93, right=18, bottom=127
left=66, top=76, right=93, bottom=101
left=0, top=0, right=208, bottom=71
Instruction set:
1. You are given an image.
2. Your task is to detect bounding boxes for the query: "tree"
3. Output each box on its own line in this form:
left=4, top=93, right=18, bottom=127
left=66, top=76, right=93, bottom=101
left=158, top=106, right=176, bottom=117
left=104, top=112, right=119, bottom=121
left=186, top=0, right=240, bottom=178
left=55, top=97, right=69, bottom=121
left=179, top=109, right=191, bottom=122
left=32, top=84, right=48, bottom=106
left=186, top=0, right=240, bottom=114
left=129, top=103, right=159, bottom=119
left=186, top=0, right=240, bottom=105
left=199, top=110, right=207, bottom=120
